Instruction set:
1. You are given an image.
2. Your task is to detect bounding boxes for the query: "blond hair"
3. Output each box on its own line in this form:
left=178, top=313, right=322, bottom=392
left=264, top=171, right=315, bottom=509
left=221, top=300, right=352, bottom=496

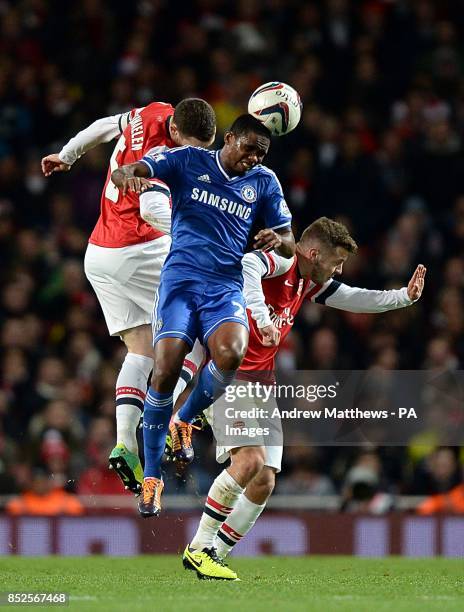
left=300, top=217, right=358, bottom=253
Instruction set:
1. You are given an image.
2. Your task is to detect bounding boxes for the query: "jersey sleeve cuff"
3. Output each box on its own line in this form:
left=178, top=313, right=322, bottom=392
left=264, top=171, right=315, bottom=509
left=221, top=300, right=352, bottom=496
left=256, top=312, right=273, bottom=328
left=58, top=151, right=76, bottom=166
left=140, top=157, right=155, bottom=178
left=270, top=222, right=292, bottom=231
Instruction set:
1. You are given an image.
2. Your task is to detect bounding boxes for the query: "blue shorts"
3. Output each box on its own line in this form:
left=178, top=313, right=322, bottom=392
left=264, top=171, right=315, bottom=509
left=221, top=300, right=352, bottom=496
left=152, top=276, right=249, bottom=348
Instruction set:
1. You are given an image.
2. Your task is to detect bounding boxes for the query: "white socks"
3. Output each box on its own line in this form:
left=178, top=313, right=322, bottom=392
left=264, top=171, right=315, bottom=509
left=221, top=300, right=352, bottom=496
left=116, top=353, right=153, bottom=453
left=190, top=470, right=244, bottom=550
left=172, top=376, right=187, bottom=411
left=215, top=493, right=266, bottom=558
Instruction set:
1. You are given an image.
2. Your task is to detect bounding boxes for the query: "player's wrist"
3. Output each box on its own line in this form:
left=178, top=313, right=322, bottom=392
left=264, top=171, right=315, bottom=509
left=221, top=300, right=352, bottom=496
left=58, top=151, right=75, bottom=166
left=257, top=316, right=272, bottom=329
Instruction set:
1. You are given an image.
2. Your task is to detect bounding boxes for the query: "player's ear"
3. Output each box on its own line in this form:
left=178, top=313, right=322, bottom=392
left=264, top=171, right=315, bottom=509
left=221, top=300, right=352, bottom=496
left=224, top=131, right=234, bottom=146
left=308, top=247, right=319, bottom=262
left=170, top=121, right=180, bottom=141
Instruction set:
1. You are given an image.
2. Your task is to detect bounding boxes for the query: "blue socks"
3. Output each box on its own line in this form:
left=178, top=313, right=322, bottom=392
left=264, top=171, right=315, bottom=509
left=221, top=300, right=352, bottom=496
left=177, top=360, right=235, bottom=424
left=143, top=388, right=173, bottom=478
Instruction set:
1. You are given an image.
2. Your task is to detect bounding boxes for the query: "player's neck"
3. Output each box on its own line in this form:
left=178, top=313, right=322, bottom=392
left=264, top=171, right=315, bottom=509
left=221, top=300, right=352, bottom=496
left=296, top=249, right=312, bottom=279
left=219, top=149, right=237, bottom=176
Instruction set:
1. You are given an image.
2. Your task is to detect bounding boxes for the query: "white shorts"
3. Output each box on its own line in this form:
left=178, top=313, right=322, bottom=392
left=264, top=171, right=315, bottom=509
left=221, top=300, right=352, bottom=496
left=84, top=236, right=171, bottom=336
left=204, top=388, right=283, bottom=473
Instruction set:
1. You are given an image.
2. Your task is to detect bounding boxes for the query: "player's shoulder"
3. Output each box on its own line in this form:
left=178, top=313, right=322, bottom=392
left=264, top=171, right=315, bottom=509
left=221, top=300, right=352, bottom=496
left=254, top=163, right=280, bottom=180
left=183, top=145, right=215, bottom=156
left=245, top=250, right=296, bottom=278
left=141, top=101, right=174, bottom=118
left=252, top=163, right=283, bottom=189
left=167, top=145, right=212, bottom=161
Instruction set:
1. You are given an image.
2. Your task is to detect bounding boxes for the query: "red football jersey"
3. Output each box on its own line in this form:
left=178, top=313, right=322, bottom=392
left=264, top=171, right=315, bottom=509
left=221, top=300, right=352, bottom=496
left=240, top=253, right=322, bottom=374
left=89, top=102, right=175, bottom=248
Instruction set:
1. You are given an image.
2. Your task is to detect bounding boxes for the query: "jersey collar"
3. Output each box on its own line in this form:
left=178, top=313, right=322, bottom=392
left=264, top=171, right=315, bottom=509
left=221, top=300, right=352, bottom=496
left=215, top=150, right=231, bottom=180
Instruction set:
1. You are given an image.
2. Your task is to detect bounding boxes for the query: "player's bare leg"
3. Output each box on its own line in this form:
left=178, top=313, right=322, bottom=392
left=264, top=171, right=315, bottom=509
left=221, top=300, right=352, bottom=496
left=172, top=322, right=248, bottom=462
left=109, top=324, right=153, bottom=494
left=138, top=337, right=189, bottom=517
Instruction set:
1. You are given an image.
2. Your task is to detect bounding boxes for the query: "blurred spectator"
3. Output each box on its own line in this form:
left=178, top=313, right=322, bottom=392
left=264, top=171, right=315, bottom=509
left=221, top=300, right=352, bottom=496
left=407, top=447, right=462, bottom=496
left=278, top=456, right=335, bottom=496
left=6, top=468, right=83, bottom=515
left=0, top=0, right=463, bottom=501
left=417, top=483, right=464, bottom=514
left=340, top=450, right=394, bottom=513
left=78, top=417, right=129, bottom=495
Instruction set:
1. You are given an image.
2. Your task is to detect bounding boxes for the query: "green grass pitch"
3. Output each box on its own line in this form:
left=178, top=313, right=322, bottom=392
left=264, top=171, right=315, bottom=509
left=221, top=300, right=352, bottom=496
left=1, top=556, right=463, bottom=612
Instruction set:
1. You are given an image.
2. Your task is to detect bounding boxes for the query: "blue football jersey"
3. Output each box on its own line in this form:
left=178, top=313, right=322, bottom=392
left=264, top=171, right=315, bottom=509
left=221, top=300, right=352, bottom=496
left=141, top=146, right=292, bottom=285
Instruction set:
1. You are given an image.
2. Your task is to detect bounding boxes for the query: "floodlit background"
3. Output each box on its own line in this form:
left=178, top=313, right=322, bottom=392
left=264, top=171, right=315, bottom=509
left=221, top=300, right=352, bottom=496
left=0, top=0, right=463, bottom=555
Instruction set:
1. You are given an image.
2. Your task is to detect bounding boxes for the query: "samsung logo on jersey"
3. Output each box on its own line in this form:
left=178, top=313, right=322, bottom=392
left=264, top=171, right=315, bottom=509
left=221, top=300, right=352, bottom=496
left=191, top=188, right=251, bottom=220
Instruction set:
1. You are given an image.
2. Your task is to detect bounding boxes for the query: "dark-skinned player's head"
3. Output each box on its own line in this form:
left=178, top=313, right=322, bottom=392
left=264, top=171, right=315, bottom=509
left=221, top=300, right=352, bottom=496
left=221, top=114, right=272, bottom=175
left=170, top=98, right=216, bottom=147
left=297, top=217, right=358, bottom=283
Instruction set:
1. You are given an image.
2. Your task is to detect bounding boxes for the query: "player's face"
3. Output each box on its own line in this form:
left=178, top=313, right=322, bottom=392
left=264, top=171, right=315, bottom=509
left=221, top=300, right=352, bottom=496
left=223, top=131, right=270, bottom=174
left=300, top=245, right=349, bottom=283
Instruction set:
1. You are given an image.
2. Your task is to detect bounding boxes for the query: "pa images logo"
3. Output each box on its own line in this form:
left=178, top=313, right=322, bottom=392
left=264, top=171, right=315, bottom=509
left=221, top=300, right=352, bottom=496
left=241, top=185, right=257, bottom=203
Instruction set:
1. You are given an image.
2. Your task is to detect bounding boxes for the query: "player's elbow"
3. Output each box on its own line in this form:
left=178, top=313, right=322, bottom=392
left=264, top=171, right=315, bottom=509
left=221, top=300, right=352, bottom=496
left=140, top=190, right=172, bottom=234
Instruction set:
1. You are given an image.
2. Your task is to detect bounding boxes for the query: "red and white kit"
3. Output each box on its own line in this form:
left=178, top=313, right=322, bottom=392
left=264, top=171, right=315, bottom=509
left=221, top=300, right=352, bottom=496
left=57, top=103, right=203, bottom=460
left=59, top=102, right=174, bottom=336
left=212, top=250, right=415, bottom=471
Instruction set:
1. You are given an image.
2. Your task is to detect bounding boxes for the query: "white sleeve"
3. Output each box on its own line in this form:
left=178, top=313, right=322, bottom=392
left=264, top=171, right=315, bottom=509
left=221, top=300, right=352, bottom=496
left=242, top=252, right=295, bottom=328
left=58, top=113, right=131, bottom=166
left=139, top=181, right=172, bottom=235
left=242, top=252, right=272, bottom=328
left=309, top=280, right=414, bottom=313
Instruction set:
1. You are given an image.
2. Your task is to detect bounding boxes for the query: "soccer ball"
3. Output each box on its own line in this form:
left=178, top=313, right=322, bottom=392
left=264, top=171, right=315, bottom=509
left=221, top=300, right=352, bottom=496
left=248, top=82, right=303, bottom=136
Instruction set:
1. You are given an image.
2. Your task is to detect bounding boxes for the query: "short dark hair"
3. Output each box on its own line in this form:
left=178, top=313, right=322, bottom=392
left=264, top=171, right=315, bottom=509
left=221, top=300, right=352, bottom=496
left=300, top=217, right=358, bottom=253
left=229, top=114, right=271, bottom=139
left=173, top=98, right=216, bottom=142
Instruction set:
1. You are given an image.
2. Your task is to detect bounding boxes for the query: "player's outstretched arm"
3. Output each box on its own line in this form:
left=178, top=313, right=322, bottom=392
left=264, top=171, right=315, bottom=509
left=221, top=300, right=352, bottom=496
left=41, top=114, right=128, bottom=176
left=112, top=163, right=152, bottom=196
left=312, top=264, right=427, bottom=313
left=253, top=228, right=295, bottom=258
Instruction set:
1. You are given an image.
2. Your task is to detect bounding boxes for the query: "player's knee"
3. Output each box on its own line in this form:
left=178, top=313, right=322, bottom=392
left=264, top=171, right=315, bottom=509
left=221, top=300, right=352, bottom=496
left=232, top=447, right=266, bottom=481
left=121, top=325, right=153, bottom=357
left=151, top=365, right=179, bottom=393
left=214, top=342, right=246, bottom=371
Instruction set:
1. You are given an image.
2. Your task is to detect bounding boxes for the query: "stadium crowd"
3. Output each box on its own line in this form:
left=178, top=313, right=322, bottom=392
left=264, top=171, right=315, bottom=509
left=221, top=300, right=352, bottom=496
left=0, top=0, right=463, bottom=513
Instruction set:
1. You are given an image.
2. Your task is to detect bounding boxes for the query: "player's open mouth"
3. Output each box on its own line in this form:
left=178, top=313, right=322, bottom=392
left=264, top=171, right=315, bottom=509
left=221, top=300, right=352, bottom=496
left=240, top=161, right=252, bottom=170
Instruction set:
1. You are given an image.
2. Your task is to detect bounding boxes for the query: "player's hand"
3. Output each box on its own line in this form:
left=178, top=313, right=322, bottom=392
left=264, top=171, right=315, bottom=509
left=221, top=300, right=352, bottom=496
left=407, top=264, right=426, bottom=301
left=113, top=173, right=152, bottom=196
left=259, top=324, right=281, bottom=347
left=254, top=229, right=282, bottom=252
left=41, top=154, right=71, bottom=176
